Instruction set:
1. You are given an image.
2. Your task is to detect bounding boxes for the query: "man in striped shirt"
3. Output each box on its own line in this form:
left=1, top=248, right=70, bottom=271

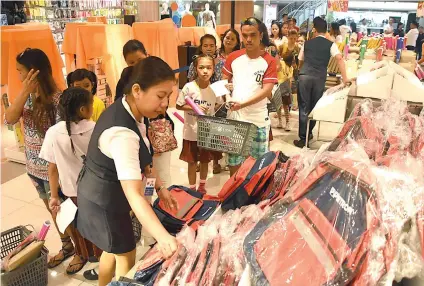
left=223, top=17, right=278, bottom=175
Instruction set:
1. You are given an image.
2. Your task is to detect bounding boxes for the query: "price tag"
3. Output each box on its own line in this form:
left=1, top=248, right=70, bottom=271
left=144, top=178, right=156, bottom=197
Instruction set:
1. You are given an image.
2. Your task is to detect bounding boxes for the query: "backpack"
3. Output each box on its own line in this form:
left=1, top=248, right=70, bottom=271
left=153, top=186, right=219, bottom=235
left=133, top=246, right=164, bottom=286
left=244, top=158, right=387, bottom=286
left=327, top=117, right=385, bottom=160
left=217, top=151, right=285, bottom=211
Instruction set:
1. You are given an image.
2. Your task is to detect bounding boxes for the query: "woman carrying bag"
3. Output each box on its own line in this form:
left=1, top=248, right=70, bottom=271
left=76, top=57, right=178, bottom=286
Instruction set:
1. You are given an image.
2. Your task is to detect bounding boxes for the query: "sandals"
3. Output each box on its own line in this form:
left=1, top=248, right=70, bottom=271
left=66, top=255, right=87, bottom=275
left=48, top=237, right=75, bottom=269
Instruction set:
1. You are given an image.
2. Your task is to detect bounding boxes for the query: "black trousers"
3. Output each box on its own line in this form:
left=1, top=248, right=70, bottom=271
left=297, top=75, right=326, bottom=141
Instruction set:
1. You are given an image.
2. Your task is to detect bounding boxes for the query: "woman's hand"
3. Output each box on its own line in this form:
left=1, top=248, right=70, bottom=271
left=228, top=100, right=242, bottom=111
left=49, top=196, right=61, bottom=213
left=22, top=69, right=40, bottom=95
left=157, top=234, right=178, bottom=259
left=158, top=188, right=178, bottom=211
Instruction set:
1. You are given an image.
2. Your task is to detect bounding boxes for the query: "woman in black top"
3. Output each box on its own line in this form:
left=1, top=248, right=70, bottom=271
left=77, top=57, right=177, bottom=286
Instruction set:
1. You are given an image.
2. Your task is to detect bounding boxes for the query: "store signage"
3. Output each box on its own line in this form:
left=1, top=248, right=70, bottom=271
left=327, top=0, right=349, bottom=12
left=418, top=2, right=424, bottom=17
left=264, top=4, right=277, bottom=31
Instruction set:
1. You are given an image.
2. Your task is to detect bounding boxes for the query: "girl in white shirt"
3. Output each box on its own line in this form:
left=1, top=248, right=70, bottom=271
left=330, top=22, right=343, bottom=43
left=177, top=54, right=217, bottom=194
left=39, top=87, right=101, bottom=275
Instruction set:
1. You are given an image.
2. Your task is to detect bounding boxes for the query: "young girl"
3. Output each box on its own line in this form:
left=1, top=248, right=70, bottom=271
left=66, top=69, right=105, bottom=122
left=276, top=53, right=295, bottom=131
left=188, top=34, right=224, bottom=84
left=4, top=48, right=74, bottom=269
left=188, top=34, right=224, bottom=174
left=76, top=57, right=178, bottom=286
left=177, top=54, right=217, bottom=193
left=39, top=87, right=102, bottom=275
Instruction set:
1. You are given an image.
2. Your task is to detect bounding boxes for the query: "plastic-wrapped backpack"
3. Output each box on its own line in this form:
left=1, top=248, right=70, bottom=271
left=243, top=157, right=391, bottom=286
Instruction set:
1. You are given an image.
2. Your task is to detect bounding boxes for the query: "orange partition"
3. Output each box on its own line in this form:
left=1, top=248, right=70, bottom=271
left=133, top=19, right=179, bottom=71
left=216, top=24, right=230, bottom=38
left=1, top=25, right=65, bottom=103
left=87, top=16, right=107, bottom=24
left=156, top=19, right=179, bottom=71
left=74, top=24, right=132, bottom=97
left=132, top=22, right=159, bottom=57
left=62, top=22, right=91, bottom=73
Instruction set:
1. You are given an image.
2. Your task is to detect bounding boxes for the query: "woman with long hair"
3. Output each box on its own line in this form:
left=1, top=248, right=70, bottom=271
left=269, top=22, right=284, bottom=49
left=4, top=48, right=74, bottom=269
left=330, top=22, right=343, bottom=43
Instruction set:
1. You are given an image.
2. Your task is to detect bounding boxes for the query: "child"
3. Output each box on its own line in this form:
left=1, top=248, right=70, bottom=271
left=277, top=53, right=294, bottom=131
left=66, top=69, right=105, bottom=122
left=177, top=54, right=217, bottom=194
left=39, top=87, right=102, bottom=275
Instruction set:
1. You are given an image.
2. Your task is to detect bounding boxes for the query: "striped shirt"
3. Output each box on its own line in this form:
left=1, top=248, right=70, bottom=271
left=223, top=49, right=278, bottom=127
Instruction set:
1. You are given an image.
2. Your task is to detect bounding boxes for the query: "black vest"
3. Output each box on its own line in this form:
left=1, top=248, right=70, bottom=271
left=78, top=99, right=152, bottom=213
left=300, top=36, right=333, bottom=79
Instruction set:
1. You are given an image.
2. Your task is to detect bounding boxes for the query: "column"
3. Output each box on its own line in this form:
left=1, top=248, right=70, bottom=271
left=220, top=0, right=254, bottom=25
left=137, top=0, right=159, bottom=22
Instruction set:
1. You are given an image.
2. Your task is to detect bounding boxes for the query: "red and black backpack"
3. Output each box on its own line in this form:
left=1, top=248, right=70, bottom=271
left=153, top=186, right=219, bottom=235
left=217, top=151, right=287, bottom=211
left=243, top=158, right=389, bottom=286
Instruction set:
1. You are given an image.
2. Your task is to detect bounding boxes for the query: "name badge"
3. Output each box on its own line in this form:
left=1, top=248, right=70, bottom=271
left=144, top=178, right=156, bottom=197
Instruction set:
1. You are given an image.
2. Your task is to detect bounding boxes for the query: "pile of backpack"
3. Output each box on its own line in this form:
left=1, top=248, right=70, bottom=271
left=133, top=97, right=424, bottom=286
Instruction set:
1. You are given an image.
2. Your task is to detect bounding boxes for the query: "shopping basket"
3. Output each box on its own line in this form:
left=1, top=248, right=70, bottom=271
left=267, top=83, right=284, bottom=115
left=1, top=226, right=49, bottom=286
left=197, top=116, right=258, bottom=156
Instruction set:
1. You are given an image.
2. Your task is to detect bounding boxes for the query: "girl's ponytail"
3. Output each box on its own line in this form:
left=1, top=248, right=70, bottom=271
left=59, top=87, right=92, bottom=155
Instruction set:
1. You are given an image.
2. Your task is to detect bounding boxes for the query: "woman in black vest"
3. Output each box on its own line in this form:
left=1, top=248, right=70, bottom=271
left=76, top=57, right=178, bottom=286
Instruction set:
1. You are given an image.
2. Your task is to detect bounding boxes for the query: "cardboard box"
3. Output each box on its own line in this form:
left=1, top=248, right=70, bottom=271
left=400, top=50, right=416, bottom=64
left=356, top=63, right=393, bottom=99
left=312, top=86, right=349, bottom=123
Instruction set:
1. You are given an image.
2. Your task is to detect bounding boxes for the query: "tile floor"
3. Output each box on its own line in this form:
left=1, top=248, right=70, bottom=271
left=1, top=109, right=326, bottom=285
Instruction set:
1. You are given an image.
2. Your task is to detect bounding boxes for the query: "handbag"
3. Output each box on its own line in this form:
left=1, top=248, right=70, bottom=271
left=148, top=118, right=178, bottom=154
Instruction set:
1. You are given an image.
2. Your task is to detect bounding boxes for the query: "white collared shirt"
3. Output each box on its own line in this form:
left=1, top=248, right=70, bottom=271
left=39, top=119, right=95, bottom=197
left=98, top=97, right=151, bottom=181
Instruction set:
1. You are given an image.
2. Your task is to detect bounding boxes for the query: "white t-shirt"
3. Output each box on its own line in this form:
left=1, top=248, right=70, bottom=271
left=98, top=97, right=151, bottom=181
left=39, top=119, right=95, bottom=197
left=176, top=81, right=217, bottom=141
left=223, top=49, right=278, bottom=128
left=406, top=28, right=419, bottom=47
